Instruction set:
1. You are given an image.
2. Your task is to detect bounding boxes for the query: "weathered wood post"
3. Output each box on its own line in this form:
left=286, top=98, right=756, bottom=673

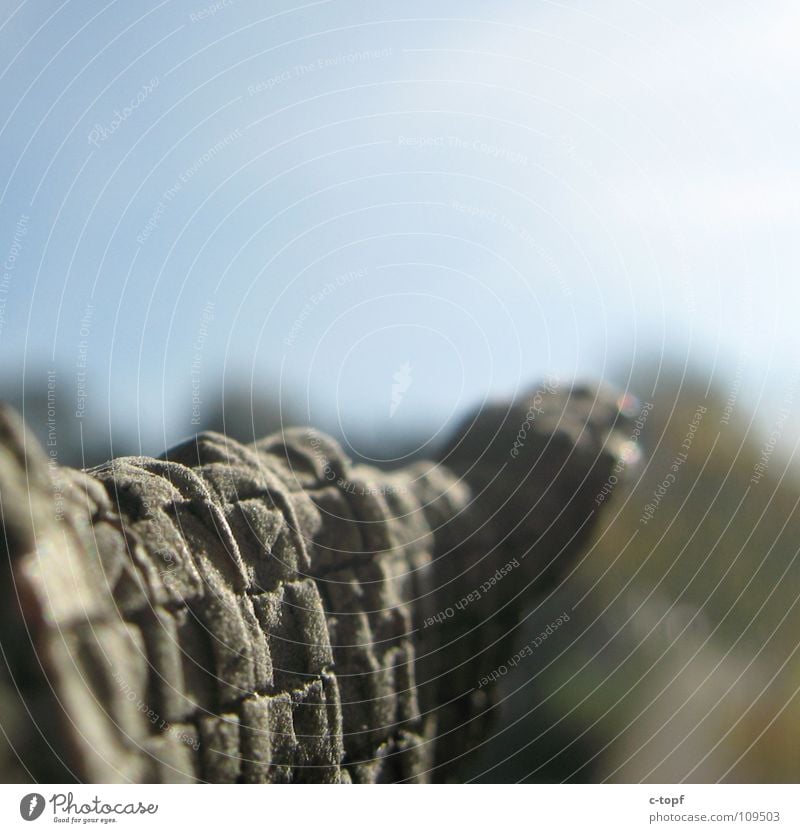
left=0, top=383, right=634, bottom=783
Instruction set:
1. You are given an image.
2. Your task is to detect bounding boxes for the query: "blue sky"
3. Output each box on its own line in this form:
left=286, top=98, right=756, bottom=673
left=1, top=0, right=798, bottom=458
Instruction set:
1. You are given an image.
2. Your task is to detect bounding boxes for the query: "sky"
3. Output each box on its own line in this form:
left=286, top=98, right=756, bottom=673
left=0, top=0, right=798, bottom=460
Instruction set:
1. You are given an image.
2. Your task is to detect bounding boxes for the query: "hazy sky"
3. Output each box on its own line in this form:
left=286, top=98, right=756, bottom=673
left=1, top=0, right=797, bottom=458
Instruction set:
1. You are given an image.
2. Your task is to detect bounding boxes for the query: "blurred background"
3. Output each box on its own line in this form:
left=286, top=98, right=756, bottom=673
left=1, top=0, right=799, bottom=782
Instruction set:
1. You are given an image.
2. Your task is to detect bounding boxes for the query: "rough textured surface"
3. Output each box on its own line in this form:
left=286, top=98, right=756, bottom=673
left=0, top=383, right=636, bottom=783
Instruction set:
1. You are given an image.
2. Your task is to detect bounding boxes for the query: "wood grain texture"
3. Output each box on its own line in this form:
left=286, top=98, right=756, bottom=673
left=0, top=383, right=635, bottom=783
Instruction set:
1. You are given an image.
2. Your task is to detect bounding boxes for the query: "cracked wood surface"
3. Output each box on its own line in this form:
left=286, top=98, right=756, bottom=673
left=0, top=384, right=635, bottom=783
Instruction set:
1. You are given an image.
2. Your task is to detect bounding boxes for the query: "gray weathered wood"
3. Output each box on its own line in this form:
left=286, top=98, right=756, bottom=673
left=0, top=383, right=634, bottom=783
